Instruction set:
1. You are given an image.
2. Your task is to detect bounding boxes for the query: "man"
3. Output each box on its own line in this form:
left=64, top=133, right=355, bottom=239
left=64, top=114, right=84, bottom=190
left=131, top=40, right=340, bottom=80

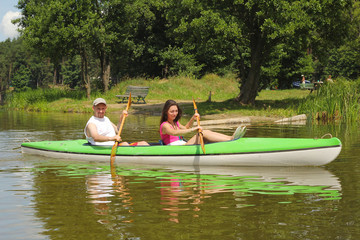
left=84, top=98, right=148, bottom=146
left=327, top=75, right=334, bottom=83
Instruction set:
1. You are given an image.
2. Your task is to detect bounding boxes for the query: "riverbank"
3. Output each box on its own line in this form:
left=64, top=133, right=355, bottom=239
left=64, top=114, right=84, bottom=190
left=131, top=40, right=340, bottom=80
left=2, top=74, right=313, bottom=124
left=3, top=75, right=360, bottom=123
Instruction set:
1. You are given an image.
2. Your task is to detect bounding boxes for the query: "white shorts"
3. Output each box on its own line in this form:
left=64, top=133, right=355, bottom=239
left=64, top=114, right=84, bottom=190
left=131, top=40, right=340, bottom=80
left=168, top=140, right=187, bottom=146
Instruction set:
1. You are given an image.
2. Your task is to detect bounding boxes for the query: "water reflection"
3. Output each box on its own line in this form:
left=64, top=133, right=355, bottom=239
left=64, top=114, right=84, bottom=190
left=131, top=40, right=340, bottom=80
left=3, top=111, right=360, bottom=239
left=40, top=161, right=342, bottom=225
left=159, top=176, right=203, bottom=223
left=86, top=173, right=135, bottom=226
left=155, top=165, right=342, bottom=223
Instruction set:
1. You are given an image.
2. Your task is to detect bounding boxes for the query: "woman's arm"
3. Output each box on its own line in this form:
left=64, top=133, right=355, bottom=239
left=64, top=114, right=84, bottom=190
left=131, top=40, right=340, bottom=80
left=183, top=113, right=199, bottom=129
left=162, top=122, right=200, bottom=136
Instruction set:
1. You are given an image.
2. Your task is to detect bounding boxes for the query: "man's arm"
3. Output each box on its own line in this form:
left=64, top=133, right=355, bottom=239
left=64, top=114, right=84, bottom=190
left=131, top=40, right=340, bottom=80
left=86, top=123, right=121, bottom=142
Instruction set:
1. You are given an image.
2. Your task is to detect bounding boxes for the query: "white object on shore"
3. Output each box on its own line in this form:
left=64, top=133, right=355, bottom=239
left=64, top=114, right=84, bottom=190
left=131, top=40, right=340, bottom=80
left=275, top=114, right=307, bottom=123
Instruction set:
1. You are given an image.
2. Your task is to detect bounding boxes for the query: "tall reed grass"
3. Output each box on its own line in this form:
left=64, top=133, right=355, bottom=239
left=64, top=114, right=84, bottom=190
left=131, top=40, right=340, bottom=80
left=298, top=78, right=360, bottom=122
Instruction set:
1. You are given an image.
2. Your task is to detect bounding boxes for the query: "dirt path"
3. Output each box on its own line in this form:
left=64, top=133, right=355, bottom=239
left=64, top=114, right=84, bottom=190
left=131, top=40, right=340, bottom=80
left=107, top=101, right=281, bottom=125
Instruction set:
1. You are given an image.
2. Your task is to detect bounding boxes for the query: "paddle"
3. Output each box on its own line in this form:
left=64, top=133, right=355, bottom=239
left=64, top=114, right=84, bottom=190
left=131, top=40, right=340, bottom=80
left=110, top=92, right=132, bottom=164
left=192, top=97, right=206, bottom=154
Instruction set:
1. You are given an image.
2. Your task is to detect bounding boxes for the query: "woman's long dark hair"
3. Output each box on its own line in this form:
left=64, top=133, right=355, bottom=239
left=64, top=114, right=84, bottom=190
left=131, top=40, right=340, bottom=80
left=160, top=100, right=182, bottom=125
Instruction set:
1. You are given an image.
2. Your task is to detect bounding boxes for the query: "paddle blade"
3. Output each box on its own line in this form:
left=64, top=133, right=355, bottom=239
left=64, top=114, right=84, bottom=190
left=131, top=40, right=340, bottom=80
left=110, top=142, right=118, bottom=161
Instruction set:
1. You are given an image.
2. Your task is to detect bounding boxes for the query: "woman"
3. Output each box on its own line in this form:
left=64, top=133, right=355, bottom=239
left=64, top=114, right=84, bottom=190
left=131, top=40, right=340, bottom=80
left=159, top=99, right=246, bottom=145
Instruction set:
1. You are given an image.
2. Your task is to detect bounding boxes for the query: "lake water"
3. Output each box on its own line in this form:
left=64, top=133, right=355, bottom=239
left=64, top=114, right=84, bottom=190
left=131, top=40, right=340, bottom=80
left=0, top=110, right=359, bottom=240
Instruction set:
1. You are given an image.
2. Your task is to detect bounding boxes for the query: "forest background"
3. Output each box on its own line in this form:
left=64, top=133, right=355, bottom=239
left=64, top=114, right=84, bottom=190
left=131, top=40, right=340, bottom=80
left=0, top=0, right=360, bottom=110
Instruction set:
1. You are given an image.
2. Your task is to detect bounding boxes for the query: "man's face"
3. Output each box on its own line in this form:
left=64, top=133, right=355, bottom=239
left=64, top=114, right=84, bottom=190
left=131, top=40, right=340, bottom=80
left=93, top=103, right=107, bottom=118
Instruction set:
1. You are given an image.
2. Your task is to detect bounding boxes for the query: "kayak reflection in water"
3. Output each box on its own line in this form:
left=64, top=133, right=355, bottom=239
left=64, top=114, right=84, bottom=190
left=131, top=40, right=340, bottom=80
left=84, top=98, right=149, bottom=146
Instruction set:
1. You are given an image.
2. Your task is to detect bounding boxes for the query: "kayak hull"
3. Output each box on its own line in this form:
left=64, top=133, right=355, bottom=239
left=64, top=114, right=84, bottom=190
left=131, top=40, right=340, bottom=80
left=21, top=137, right=342, bottom=166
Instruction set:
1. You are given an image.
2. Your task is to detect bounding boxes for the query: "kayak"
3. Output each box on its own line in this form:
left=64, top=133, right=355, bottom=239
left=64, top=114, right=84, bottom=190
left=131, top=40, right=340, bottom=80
left=21, top=137, right=342, bottom=166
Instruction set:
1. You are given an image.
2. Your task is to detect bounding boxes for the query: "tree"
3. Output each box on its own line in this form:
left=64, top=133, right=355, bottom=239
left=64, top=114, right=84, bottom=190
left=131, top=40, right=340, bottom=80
left=163, top=0, right=237, bottom=77
left=109, top=0, right=172, bottom=79
left=0, top=38, right=44, bottom=93
left=0, top=39, right=18, bottom=93
left=165, top=0, right=351, bottom=104
left=62, top=56, right=82, bottom=89
left=324, top=0, right=360, bottom=80
left=230, top=0, right=351, bottom=104
left=16, top=0, right=121, bottom=97
left=12, top=65, right=32, bottom=91
left=9, top=0, right=355, bottom=101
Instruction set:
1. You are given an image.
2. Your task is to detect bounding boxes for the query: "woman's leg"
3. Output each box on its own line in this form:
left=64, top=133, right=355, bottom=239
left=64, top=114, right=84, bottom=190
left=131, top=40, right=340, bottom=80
left=185, top=126, right=246, bottom=145
left=185, top=130, right=232, bottom=145
left=202, top=130, right=232, bottom=142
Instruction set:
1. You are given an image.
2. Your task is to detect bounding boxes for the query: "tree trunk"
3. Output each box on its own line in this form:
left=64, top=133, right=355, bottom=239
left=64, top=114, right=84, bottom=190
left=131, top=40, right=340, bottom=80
left=51, top=58, right=57, bottom=85
left=8, top=63, right=12, bottom=85
left=100, top=49, right=110, bottom=92
left=101, top=58, right=110, bottom=92
left=81, top=51, right=91, bottom=100
left=61, top=57, right=65, bottom=85
left=235, top=35, right=265, bottom=105
left=53, top=67, right=57, bottom=86
left=0, top=77, right=3, bottom=105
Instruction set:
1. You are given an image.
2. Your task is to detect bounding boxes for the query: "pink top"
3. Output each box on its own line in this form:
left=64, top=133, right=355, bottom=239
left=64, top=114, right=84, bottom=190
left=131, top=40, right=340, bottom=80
left=160, top=121, right=183, bottom=145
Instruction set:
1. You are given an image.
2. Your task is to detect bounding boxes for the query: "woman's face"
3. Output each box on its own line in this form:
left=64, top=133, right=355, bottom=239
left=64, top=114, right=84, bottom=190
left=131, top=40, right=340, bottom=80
left=167, top=105, right=178, bottom=121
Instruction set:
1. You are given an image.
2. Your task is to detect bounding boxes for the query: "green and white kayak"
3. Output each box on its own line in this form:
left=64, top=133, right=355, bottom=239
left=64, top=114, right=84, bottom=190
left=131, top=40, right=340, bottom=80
left=21, top=137, right=342, bottom=166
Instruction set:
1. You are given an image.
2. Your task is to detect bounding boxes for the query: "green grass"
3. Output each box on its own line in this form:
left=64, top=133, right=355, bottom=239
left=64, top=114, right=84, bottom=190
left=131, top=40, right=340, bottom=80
left=107, top=73, right=239, bottom=101
left=4, top=87, right=89, bottom=112
left=190, top=89, right=308, bottom=118
left=3, top=74, right=359, bottom=122
left=104, top=74, right=309, bottom=118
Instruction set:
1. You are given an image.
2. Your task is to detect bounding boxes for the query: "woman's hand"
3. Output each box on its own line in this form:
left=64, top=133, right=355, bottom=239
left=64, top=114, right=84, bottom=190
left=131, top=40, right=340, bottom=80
left=192, top=126, right=202, bottom=132
left=185, top=113, right=201, bottom=129
left=192, top=113, right=200, bottom=120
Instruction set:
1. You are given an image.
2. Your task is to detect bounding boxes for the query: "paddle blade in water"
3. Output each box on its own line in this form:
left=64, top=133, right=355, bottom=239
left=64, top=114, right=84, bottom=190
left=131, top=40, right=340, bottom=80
left=110, top=142, right=118, bottom=163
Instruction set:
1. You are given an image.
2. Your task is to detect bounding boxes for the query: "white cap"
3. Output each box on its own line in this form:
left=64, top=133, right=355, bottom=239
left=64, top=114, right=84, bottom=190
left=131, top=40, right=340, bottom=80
left=93, top=98, right=107, bottom=106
